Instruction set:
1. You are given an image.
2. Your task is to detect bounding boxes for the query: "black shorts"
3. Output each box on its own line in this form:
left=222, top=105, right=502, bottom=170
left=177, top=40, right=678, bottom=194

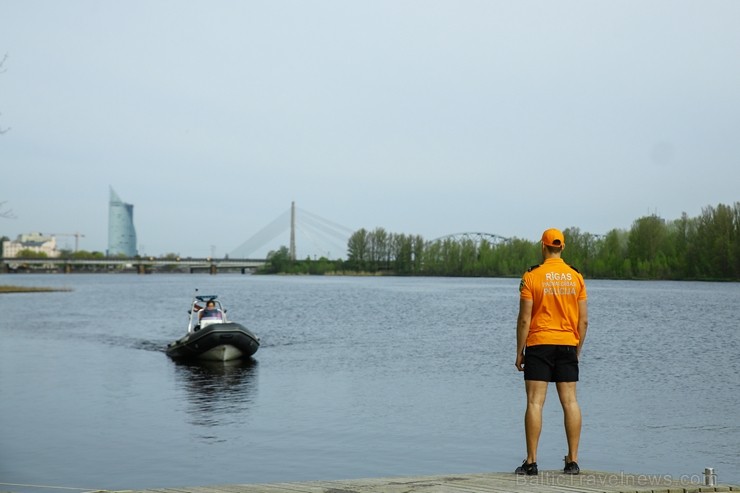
left=524, top=344, right=579, bottom=382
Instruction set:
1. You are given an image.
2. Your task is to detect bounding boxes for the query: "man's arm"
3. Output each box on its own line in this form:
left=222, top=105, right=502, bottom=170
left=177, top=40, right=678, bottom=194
left=576, top=299, right=589, bottom=357
left=516, top=298, right=533, bottom=371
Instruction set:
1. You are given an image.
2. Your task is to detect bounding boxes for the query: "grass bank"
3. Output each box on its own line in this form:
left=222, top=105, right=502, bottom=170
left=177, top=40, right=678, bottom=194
left=0, top=285, right=71, bottom=294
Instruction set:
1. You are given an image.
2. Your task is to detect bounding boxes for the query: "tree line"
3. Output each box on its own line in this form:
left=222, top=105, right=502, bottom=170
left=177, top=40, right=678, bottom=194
left=263, top=201, right=740, bottom=280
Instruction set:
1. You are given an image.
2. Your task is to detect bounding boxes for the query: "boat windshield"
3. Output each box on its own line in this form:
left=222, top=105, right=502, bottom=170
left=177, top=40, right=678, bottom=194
left=199, top=307, right=224, bottom=328
left=189, top=295, right=226, bottom=331
left=200, top=308, right=223, bottom=320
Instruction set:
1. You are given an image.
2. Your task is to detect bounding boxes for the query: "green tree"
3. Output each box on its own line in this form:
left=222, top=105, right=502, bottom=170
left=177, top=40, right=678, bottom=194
left=670, top=212, right=694, bottom=278
left=562, top=227, right=599, bottom=274
left=16, top=249, right=48, bottom=258
left=691, top=204, right=738, bottom=279
left=477, top=239, right=496, bottom=276
left=440, top=237, right=461, bottom=276
left=391, top=233, right=414, bottom=274
left=59, top=249, right=106, bottom=260
left=734, top=202, right=740, bottom=278
left=307, top=256, right=338, bottom=274
left=411, top=235, right=425, bottom=274
left=628, top=215, right=671, bottom=278
left=421, top=239, right=442, bottom=275
left=264, top=246, right=291, bottom=273
left=369, top=227, right=389, bottom=271
left=346, top=228, right=369, bottom=271
left=498, top=238, right=539, bottom=276
left=459, top=238, right=478, bottom=276
left=591, top=229, right=627, bottom=278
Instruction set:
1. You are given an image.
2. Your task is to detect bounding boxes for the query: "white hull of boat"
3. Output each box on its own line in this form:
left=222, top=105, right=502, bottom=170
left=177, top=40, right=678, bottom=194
left=198, top=344, right=244, bottom=362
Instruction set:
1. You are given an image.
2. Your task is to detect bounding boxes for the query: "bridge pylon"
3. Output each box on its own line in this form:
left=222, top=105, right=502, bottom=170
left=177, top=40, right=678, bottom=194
left=289, top=201, right=296, bottom=261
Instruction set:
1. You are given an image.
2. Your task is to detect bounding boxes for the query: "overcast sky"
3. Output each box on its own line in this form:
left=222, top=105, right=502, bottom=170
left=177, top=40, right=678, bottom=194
left=1, top=1, right=739, bottom=259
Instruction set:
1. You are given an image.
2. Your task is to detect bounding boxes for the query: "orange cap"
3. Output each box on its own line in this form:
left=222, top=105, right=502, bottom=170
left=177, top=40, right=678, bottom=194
left=541, top=228, right=565, bottom=247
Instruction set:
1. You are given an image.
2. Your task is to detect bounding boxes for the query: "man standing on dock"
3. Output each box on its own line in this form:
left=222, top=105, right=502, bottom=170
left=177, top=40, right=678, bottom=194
left=514, top=228, right=589, bottom=476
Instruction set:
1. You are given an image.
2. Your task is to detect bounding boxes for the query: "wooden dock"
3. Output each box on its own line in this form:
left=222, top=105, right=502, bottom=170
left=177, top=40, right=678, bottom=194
left=130, top=470, right=739, bottom=493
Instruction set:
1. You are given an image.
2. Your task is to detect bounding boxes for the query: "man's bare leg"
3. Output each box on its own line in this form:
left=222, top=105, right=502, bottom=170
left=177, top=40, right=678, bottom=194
left=556, top=381, right=581, bottom=463
left=524, top=380, right=549, bottom=463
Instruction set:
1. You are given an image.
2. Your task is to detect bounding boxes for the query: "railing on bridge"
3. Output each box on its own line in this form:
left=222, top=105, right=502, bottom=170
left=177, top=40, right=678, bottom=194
left=432, top=232, right=511, bottom=245
left=0, top=257, right=267, bottom=275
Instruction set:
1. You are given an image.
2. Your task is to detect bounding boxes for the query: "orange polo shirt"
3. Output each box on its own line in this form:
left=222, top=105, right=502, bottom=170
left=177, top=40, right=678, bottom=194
left=519, top=257, right=587, bottom=346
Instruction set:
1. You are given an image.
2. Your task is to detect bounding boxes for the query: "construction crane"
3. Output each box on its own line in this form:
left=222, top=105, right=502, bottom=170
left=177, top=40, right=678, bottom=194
left=50, top=232, right=85, bottom=252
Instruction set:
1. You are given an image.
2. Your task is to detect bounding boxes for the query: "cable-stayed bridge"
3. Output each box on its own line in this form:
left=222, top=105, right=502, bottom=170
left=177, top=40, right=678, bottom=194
left=228, top=204, right=513, bottom=261
left=230, top=202, right=354, bottom=260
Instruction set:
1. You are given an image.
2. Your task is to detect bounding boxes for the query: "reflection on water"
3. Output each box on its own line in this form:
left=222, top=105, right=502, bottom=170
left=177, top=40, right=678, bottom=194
left=173, top=359, right=259, bottom=432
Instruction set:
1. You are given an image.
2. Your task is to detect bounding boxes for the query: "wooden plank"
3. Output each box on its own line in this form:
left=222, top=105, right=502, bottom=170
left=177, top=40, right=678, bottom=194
left=128, top=471, right=740, bottom=493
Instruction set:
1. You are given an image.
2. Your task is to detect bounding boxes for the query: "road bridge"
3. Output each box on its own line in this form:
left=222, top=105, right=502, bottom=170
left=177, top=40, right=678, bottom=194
left=0, top=257, right=266, bottom=275
left=432, top=232, right=511, bottom=245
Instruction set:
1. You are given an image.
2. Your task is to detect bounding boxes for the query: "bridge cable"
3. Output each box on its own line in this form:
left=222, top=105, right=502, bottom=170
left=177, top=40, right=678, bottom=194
left=229, top=206, right=354, bottom=259
left=230, top=209, right=290, bottom=258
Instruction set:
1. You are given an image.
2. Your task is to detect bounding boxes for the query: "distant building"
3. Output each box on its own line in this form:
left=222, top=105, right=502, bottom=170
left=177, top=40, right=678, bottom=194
left=108, top=187, right=137, bottom=257
left=2, top=232, right=60, bottom=258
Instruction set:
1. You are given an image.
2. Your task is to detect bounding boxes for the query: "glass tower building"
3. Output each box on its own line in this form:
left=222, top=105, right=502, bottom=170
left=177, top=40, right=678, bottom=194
left=108, top=187, right=137, bottom=257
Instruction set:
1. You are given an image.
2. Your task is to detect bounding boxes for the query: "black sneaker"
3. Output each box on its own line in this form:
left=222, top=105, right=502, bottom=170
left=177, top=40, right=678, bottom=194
left=563, top=460, right=580, bottom=475
left=515, top=460, right=538, bottom=475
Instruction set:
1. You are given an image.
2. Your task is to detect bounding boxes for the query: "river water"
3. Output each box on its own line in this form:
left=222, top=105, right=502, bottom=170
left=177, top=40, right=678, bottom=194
left=0, top=274, right=738, bottom=490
